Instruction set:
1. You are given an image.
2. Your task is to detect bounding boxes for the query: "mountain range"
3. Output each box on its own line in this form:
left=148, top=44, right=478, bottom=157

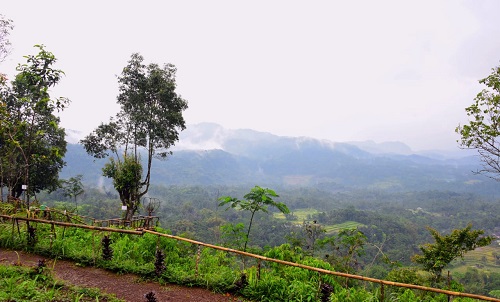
left=61, top=123, right=500, bottom=196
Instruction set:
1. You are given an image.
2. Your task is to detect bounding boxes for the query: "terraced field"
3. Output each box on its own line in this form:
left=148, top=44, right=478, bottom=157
left=450, top=244, right=500, bottom=274
left=274, top=208, right=364, bottom=234
left=274, top=208, right=320, bottom=221
left=323, top=221, right=364, bottom=234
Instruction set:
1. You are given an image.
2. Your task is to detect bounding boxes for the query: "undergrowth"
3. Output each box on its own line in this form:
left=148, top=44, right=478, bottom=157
left=0, top=262, right=123, bottom=302
left=0, top=222, right=482, bottom=302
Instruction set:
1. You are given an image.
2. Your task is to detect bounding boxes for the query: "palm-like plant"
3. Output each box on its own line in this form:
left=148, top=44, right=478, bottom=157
left=219, top=186, right=289, bottom=252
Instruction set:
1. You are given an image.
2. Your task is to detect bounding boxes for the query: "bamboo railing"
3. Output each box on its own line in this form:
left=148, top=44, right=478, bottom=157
left=3, top=208, right=159, bottom=230
left=0, top=215, right=143, bottom=235
left=143, top=229, right=500, bottom=302
left=1, top=214, right=499, bottom=302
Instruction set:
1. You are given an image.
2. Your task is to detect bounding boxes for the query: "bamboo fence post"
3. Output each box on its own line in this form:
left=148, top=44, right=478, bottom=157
left=26, top=220, right=30, bottom=244
left=50, top=222, right=55, bottom=249
left=195, top=245, right=201, bottom=279
left=257, top=259, right=261, bottom=280
left=51, top=222, right=56, bottom=239
left=92, top=230, right=96, bottom=265
left=448, top=270, right=452, bottom=302
left=380, top=282, right=384, bottom=301
left=316, top=271, right=321, bottom=301
left=11, top=217, right=15, bottom=239
left=16, top=218, right=20, bottom=237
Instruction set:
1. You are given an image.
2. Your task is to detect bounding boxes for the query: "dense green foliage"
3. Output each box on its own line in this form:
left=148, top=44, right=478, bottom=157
left=11, top=185, right=500, bottom=300
left=0, top=45, right=69, bottom=201
left=413, top=225, right=493, bottom=280
left=102, top=154, right=143, bottom=217
left=0, top=221, right=484, bottom=302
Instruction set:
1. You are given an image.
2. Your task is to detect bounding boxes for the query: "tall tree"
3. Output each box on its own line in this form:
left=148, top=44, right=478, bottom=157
left=81, top=53, right=188, bottom=220
left=0, top=15, right=14, bottom=201
left=0, top=45, right=69, bottom=203
left=60, top=174, right=84, bottom=211
left=456, top=65, right=500, bottom=179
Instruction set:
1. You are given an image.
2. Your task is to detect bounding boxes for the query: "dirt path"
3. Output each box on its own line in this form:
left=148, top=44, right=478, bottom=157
left=0, top=248, right=243, bottom=302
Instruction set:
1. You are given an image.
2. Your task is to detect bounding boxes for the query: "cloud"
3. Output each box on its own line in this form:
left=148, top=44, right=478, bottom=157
left=2, top=1, right=500, bottom=152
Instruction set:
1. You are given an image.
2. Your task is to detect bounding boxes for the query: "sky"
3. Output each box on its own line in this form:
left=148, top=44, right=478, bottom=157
left=2, top=1, right=500, bottom=151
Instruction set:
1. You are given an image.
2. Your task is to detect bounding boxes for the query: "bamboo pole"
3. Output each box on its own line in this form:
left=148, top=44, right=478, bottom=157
left=195, top=245, right=201, bottom=279
left=1, top=215, right=499, bottom=302
left=16, top=218, right=20, bottom=236
left=0, top=215, right=143, bottom=235
left=143, top=229, right=500, bottom=302
left=11, top=217, right=14, bottom=239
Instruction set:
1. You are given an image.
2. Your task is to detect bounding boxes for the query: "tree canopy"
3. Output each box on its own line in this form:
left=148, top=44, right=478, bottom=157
left=0, top=45, right=69, bottom=202
left=0, top=14, right=14, bottom=63
left=412, top=224, right=493, bottom=281
left=456, top=64, right=500, bottom=180
left=80, top=53, right=188, bottom=220
left=60, top=174, right=84, bottom=211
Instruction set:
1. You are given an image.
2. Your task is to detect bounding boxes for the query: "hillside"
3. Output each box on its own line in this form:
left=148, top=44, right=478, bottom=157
left=62, top=123, right=499, bottom=196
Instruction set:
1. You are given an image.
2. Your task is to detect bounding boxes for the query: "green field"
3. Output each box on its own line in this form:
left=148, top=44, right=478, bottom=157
left=449, top=244, right=500, bottom=274
left=323, top=221, right=364, bottom=234
left=274, top=208, right=364, bottom=234
left=274, top=208, right=320, bottom=221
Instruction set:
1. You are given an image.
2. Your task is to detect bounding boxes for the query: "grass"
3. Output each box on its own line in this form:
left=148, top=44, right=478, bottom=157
left=1, top=217, right=484, bottom=302
left=0, top=264, right=123, bottom=302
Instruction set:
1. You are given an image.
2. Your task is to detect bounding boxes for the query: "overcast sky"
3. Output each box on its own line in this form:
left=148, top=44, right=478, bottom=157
left=2, top=1, right=500, bottom=151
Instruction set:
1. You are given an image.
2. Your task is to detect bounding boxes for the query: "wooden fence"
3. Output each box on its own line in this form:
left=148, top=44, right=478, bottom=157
left=17, top=208, right=158, bottom=230
left=1, top=214, right=499, bottom=302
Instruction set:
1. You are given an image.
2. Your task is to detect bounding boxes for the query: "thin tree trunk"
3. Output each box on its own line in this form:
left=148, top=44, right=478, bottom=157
left=244, top=211, right=256, bottom=252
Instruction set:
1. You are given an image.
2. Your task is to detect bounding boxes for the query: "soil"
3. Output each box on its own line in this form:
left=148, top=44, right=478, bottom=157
left=0, top=248, right=244, bottom=302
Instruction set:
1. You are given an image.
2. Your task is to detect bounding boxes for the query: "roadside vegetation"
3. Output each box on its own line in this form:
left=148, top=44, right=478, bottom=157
left=0, top=261, right=122, bottom=302
left=0, top=193, right=498, bottom=302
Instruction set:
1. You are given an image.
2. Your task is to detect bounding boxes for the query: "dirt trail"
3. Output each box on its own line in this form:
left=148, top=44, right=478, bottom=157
left=0, top=248, right=243, bottom=302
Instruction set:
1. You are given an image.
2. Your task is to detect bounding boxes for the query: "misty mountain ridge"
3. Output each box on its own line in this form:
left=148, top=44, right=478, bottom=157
left=66, top=122, right=469, bottom=158
left=62, top=122, right=496, bottom=195
left=170, top=122, right=467, bottom=158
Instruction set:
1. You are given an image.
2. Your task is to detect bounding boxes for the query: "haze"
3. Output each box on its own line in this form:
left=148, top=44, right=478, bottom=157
left=2, top=1, right=500, bottom=151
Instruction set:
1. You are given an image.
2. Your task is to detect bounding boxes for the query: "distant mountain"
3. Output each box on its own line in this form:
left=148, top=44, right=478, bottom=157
left=61, top=123, right=499, bottom=196
left=345, top=140, right=413, bottom=155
